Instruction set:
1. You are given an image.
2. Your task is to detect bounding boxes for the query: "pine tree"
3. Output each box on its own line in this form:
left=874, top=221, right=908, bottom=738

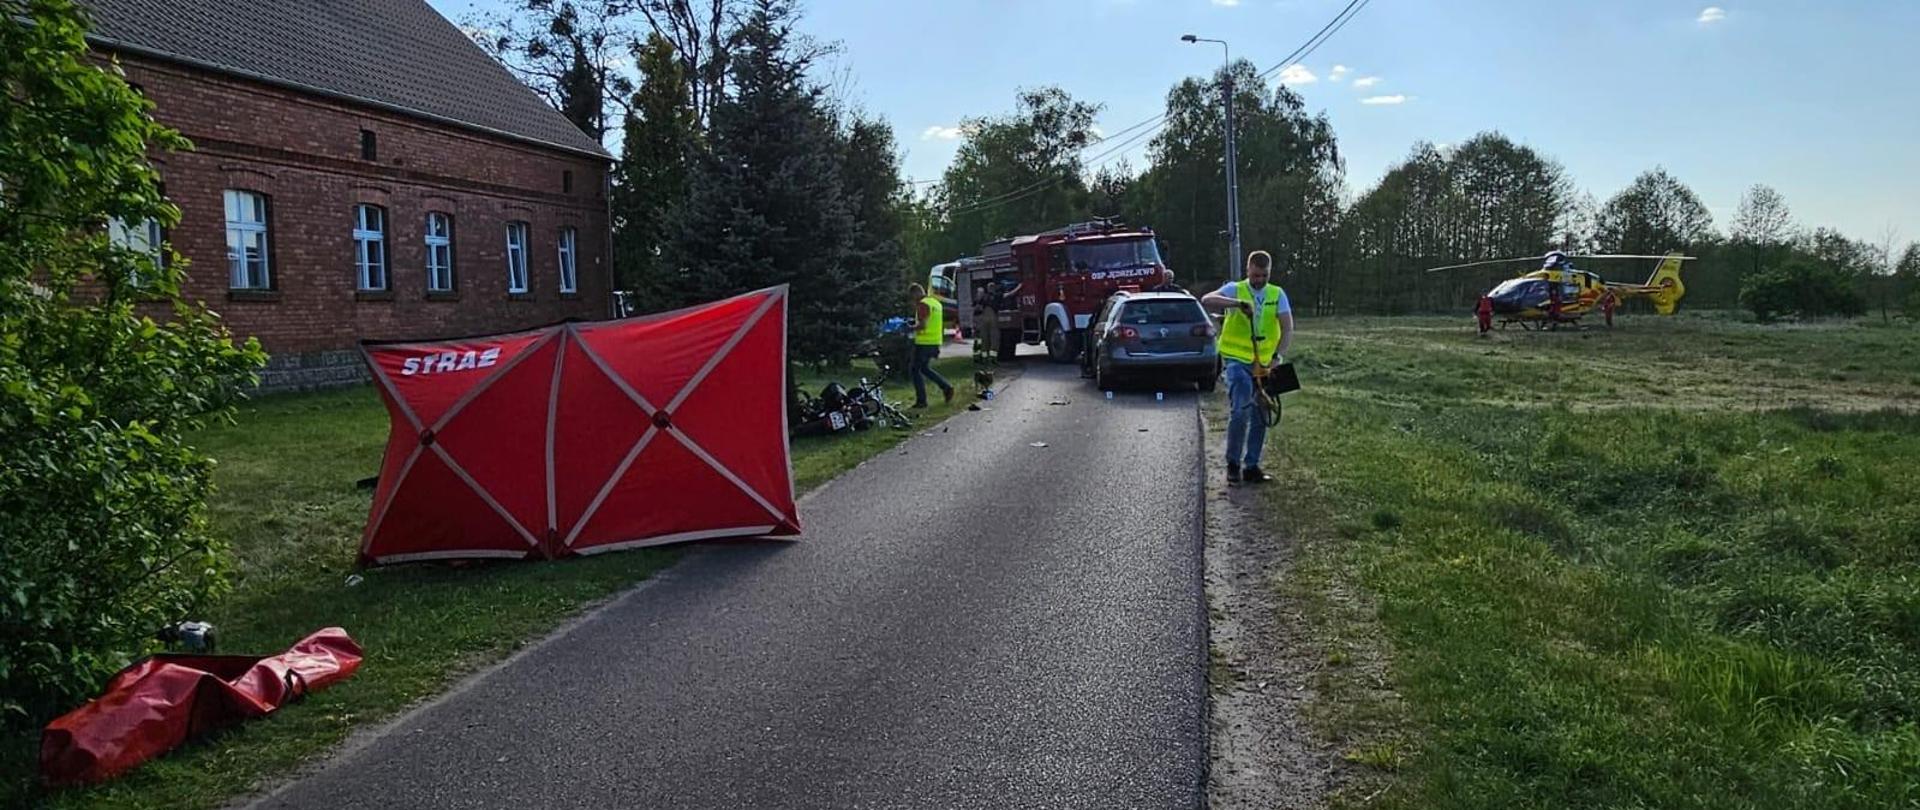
left=666, top=0, right=889, bottom=365
left=612, top=33, right=697, bottom=308
left=557, top=42, right=603, bottom=139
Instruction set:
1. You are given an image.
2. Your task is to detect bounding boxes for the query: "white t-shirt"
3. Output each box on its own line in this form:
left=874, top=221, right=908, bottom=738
left=1215, top=282, right=1291, bottom=316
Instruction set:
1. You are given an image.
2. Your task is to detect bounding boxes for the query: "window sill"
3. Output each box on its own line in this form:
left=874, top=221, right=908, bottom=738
left=507, top=292, right=536, bottom=302
left=227, top=289, right=281, bottom=302
left=425, top=290, right=460, bottom=302
left=355, top=290, right=395, bottom=302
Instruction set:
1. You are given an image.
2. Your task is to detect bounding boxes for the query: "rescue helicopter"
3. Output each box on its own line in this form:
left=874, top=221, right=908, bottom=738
left=1425, top=251, right=1692, bottom=332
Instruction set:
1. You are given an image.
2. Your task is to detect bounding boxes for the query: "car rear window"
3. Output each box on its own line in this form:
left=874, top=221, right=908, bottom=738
left=1120, top=299, right=1204, bottom=325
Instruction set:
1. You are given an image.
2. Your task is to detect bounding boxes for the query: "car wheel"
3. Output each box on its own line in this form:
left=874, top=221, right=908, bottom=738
left=1197, top=372, right=1217, bottom=393
left=1096, top=362, right=1114, bottom=392
left=1045, top=321, right=1076, bottom=364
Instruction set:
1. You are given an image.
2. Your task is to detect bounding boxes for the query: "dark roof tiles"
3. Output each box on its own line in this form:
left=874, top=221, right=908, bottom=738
left=81, top=0, right=610, bottom=158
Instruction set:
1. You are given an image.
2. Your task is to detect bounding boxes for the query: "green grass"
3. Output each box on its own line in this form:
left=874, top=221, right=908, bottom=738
left=7, top=355, right=975, bottom=809
left=1264, top=315, right=1920, bottom=809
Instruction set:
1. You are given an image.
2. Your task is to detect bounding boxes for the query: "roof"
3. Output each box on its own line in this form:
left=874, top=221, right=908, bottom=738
left=80, top=0, right=611, bottom=159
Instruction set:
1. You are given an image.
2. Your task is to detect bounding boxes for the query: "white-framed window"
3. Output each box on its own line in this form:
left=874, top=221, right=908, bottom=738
left=505, top=221, right=529, bottom=293
left=224, top=190, right=270, bottom=290
left=557, top=227, right=577, bottom=294
left=425, top=212, right=454, bottom=292
left=354, top=204, right=388, bottom=291
left=108, top=216, right=164, bottom=283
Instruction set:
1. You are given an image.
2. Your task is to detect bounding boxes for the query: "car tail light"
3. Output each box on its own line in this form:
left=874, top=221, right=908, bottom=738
left=1108, top=326, right=1139, bottom=340
left=1191, top=324, right=1215, bottom=337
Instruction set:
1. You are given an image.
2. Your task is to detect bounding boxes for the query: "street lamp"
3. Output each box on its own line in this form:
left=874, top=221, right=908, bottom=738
left=1182, top=34, right=1242, bottom=281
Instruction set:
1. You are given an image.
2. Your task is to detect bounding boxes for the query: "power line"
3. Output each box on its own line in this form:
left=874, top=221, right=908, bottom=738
left=1257, top=0, right=1369, bottom=83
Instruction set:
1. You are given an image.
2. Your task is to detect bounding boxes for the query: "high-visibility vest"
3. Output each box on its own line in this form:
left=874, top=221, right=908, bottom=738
left=915, top=295, right=944, bottom=346
left=1218, top=283, right=1284, bottom=364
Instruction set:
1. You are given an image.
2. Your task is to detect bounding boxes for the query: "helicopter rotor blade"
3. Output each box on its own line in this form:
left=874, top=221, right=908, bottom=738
left=1422, top=257, right=1540, bottom=273
left=1569, top=254, right=1699, bottom=261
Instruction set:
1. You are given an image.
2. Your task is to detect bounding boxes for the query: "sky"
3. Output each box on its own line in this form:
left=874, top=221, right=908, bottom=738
left=432, top=0, right=1920, bottom=247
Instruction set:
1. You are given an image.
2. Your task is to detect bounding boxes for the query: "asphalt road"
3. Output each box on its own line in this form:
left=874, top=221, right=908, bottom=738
left=254, top=358, right=1207, bottom=810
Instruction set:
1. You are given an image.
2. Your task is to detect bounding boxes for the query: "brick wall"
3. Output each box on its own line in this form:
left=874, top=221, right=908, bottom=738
left=118, top=54, right=613, bottom=378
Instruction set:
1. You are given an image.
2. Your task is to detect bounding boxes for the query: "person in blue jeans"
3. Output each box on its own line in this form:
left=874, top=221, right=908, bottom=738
left=907, top=284, right=954, bottom=408
left=1200, top=251, right=1295, bottom=484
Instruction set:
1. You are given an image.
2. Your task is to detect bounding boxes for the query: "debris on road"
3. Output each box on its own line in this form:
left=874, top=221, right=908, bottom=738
left=1030, top=442, right=1049, bottom=448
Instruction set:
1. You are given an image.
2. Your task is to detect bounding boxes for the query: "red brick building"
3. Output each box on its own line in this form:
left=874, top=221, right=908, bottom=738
left=82, top=0, right=614, bottom=390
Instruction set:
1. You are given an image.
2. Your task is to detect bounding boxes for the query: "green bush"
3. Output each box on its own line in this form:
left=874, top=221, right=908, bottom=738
left=1, top=0, right=264, bottom=728
left=1739, top=260, right=1866, bottom=322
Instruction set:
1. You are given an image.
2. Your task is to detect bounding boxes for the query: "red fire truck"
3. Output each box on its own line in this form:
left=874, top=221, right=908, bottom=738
left=956, top=219, right=1172, bottom=363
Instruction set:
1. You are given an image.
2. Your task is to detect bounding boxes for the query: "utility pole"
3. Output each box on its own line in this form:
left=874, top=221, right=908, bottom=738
left=1182, top=35, right=1242, bottom=280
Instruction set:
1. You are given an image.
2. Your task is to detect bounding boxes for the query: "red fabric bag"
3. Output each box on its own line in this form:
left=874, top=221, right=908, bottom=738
left=357, top=286, right=800, bottom=564
left=39, top=628, right=362, bottom=786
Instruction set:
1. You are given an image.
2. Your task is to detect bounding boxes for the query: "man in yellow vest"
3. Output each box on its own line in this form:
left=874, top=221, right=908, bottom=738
left=1201, top=251, right=1295, bottom=484
left=907, top=283, right=955, bottom=408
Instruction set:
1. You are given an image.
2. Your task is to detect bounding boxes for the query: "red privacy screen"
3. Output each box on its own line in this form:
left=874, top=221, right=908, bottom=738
left=358, top=286, right=799, bottom=565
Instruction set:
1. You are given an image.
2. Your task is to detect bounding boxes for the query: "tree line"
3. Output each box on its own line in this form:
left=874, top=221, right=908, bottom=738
left=907, top=60, right=1916, bottom=320
left=481, top=3, right=1917, bottom=332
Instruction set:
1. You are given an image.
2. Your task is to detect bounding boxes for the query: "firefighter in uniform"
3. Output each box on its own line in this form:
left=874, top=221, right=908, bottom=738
left=1201, top=250, right=1295, bottom=484
left=907, top=284, right=955, bottom=408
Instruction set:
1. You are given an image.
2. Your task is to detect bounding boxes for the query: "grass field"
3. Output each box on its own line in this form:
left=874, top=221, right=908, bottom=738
left=1264, top=314, right=1920, bottom=808
left=6, top=354, right=976, bottom=809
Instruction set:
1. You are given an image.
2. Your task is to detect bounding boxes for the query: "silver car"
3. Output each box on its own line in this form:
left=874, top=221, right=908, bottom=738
left=1086, top=292, right=1219, bottom=392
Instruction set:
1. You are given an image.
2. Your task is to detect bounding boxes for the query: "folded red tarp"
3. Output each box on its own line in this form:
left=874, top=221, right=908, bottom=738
left=40, top=628, right=362, bottom=786
left=357, top=286, right=800, bottom=564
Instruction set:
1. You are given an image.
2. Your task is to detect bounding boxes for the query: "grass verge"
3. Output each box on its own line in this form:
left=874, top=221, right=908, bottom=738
left=6, top=354, right=977, bottom=809
left=1273, top=316, right=1920, bottom=808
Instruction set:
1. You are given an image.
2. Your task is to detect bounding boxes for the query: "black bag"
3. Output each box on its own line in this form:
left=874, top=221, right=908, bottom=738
left=1263, top=361, right=1301, bottom=397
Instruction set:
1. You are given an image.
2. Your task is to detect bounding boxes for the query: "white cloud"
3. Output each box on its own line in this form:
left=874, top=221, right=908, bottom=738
left=1277, top=64, right=1317, bottom=86
left=1329, top=65, right=1350, bottom=82
left=1352, top=76, right=1382, bottom=89
left=1697, top=6, right=1726, bottom=24
left=1211, top=0, right=1241, bottom=6
left=1090, top=125, right=1106, bottom=139
left=1360, top=94, right=1411, bottom=105
left=921, top=125, right=963, bottom=141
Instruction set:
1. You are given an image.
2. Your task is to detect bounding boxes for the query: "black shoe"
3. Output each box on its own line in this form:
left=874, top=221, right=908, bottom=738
left=1241, top=466, right=1274, bottom=484
left=910, top=402, right=928, bottom=410
left=943, top=387, right=956, bottom=405
left=1226, top=464, right=1242, bottom=484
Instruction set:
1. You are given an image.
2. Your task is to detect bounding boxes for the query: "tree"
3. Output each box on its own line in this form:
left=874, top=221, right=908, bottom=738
left=664, top=0, right=891, bottom=365
left=1086, top=158, right=1138, bottom=221
left=1594, top=167, right=1715, bottom=255
left=1740, top=259, right=1865, bottom=322
left=1728, top=184, right=1797, bottom=289
left=937, top=87, right=1101, bottom=259
left=611, top=32, right=698, bottom=307
left=634, top=0, right=743, bottom=127
left=1557, top=191, right=1599, bottom=253
left=1898, top=243, right=1920, bottom=319
left=1731, top=184, right=1796, bottom=247
left=1134, top=60, right=1342, bottom=302
left=1798, top=227, right=1879, bottom=277
left=838, top=113, right=907, bottom=306
left=1335, top=134, right=1570, bottom=313
left=468, top=0, right=638, bottom=143
left=1, top=0, right=264, bottom=727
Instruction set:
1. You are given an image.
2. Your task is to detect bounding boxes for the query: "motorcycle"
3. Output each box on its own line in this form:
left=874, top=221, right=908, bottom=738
left=787, top=363, right=913, bottom=437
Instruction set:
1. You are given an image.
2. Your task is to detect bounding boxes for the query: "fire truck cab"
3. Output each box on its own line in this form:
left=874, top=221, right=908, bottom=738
left=961, top=219, right=1171, bottom=363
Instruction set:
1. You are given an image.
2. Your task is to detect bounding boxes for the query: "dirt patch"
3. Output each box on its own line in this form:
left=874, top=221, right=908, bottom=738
left=1202, top=409, right=1340, bottom=808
